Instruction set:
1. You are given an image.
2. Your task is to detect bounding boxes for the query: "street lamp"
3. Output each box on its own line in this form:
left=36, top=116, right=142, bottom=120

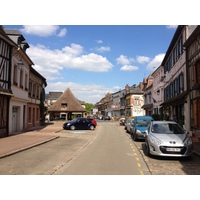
left=17, top=59, right=24, bottom=70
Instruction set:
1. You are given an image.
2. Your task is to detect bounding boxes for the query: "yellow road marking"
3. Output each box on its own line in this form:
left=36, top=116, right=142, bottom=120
left=137, top=163, right=141, bottom=168
left=129, top=143, right=144, bottom=175
left=140, top=170, right=144, bottom=175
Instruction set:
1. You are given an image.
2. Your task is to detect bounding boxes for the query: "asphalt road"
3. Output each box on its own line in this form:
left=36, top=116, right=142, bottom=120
left=55, top=121, right=150, bottom=175
left=1, top=120, right=200, bottom=175
left=0, top=121, right=150, bottom=175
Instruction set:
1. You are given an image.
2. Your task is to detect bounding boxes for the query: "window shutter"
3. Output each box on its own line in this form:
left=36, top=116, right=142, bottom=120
left=193, top=99, right=197, bottom=128
left=198, top=99, right=200, bottom=129
left=197, top=62, right=200, bottom=84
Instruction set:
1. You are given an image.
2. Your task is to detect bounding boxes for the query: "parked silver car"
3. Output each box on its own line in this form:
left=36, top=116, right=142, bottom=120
left=125, top=118, right=134, bottom=133
left=145, top=121, right=193, bottom=158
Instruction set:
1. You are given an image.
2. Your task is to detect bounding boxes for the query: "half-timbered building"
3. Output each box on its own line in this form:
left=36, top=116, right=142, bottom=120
left=159, top=25, right=194, bottom=129
left=0, top=26, right=16, bottom=137
left=184, top=25, right=200, bottom=137
left=4, top=28, right=47, bottom=134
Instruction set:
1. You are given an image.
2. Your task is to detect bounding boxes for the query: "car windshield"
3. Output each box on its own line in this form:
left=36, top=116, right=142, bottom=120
left=71, top=118, right=78, bottom=122
left=136, top=119, right=151, bottom=127
left=151, top=123, right=185, bottom=134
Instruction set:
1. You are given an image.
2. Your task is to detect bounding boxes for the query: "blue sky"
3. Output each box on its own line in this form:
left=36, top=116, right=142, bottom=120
left=4, top=25, right=177, bottom=103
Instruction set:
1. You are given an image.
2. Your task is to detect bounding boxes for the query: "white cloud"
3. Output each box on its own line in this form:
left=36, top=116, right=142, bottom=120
left=120, top=65, right=139, bottom=71
left=62, top=43, right=83, bottom=56
left=166, top=25, right=178, bottom=29
left=136, top=56, right=150, bottom=64
left=96, top=46, right=110, bottom=53
left=71, top=53, right=113, bottom=72
left=46, top=82, right=120, bottom=104
left=33, top=65, right=63, bottom=81
left=146, top=53, right=165, bottom=70
left=27, top=43, right=113, bottom=80
left=57, top=28, right=67, bottom=37
left=20, top=25, right=67, bottom=37
left=116, top=55, right=134, bottom=65
left=96, top=40, right=103, bottom=44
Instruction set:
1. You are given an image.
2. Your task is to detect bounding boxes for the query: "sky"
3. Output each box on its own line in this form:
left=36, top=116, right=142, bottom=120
left=2, top=1, right=198, bottom=105
left=4, top=25, right=177, bottom=103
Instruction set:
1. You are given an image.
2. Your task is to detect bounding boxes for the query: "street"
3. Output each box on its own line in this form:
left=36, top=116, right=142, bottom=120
left=55, top=121, right=150, bottom=175
left=1, top=121, right=200, bottom=175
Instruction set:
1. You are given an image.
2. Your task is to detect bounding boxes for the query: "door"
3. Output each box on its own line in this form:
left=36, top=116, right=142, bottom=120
left=12, top=110, right=18, bottom=132
left=76, top=118, right=88, bottom=129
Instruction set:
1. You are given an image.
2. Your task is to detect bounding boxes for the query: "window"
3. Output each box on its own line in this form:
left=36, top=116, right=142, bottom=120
left=20, top=70, right=23, bottom=89
left=134, top=97, right=139, bottom=105
left=33, top=84, right=36, bottom=97
left=13, top=65, right=18, bottom=86
left=195, top=60, right=200, bottom=85
left=29, top=82, right=32, bottom=96
left=28, top=107, right=31, bottom=123
left=36, top=108, right=39, bottom=121
left=164, top=35, right=183, bottom=74
left=37, top=85, right=40, bottom=98
left=61, top=103, right=67, bottom=108
left=25, top=74, right=28, bottom=91
left=164, top=73, right=184, bottom=101
left=193, top=99, right=200, bottom=129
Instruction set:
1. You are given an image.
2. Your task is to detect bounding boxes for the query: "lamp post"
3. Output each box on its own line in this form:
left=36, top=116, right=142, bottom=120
left=17, top=59, right=24, bottom=70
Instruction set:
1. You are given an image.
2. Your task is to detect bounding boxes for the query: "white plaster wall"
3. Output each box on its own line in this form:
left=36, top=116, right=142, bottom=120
left=9, top=99, right=27, bottom=134
left=9, top=56, right=29, bottom=134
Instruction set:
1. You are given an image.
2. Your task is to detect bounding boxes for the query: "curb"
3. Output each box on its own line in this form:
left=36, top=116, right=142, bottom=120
left=193, top=150, right=200, bottom=157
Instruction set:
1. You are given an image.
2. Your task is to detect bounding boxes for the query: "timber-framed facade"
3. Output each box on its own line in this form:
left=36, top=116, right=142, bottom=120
left=0, top=26, right=14, bottom=137
left=184, top=26, right=200, bottom=136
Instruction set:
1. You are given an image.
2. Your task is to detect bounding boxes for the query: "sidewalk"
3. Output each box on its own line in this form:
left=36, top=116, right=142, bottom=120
left=192, top=136, right=200, bottom=156
left=0, top=122, right=63, bottom=158
left=0, top=122, right=200, bottom=158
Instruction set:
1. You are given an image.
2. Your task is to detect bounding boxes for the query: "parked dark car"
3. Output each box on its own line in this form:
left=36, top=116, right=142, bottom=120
left=63, top=117, right=96, bottom=130
left=87, top=117, right=97, bottom=126
left=103, top=116, right=111, bottom=120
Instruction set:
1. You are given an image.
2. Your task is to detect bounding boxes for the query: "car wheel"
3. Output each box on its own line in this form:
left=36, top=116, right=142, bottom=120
left=132, top=133, right=137, bottom=141
left=90, top=125, right=95, bottom=130
left=145, top=141, right=151, bottom=157
left=70, top=125, right=75, bottom=130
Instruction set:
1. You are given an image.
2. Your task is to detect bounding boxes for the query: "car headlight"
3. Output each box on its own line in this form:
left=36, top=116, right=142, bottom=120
left=149, top=137, right=161, bottom=145
left=184, top=137, right=192, bottom=145
left=136, top=130, right=141, bottom=135
left=66, top=123, right=70, bottom=126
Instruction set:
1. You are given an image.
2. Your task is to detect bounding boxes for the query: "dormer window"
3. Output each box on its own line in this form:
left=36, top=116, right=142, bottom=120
left=61, top=103, right=67, bottom=108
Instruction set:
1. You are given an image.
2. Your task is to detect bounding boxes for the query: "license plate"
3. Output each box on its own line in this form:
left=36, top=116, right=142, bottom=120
left=166, top=148, right=181, bottom=152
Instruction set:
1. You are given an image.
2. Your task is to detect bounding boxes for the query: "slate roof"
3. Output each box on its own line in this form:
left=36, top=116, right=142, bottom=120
left=45, top=92, right=63, bottom=100
left=48, top=88, right=85, bottom=112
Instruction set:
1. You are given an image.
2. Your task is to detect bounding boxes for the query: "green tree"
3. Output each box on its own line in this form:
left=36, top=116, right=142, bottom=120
left=85, top=103, right=94, bottom=115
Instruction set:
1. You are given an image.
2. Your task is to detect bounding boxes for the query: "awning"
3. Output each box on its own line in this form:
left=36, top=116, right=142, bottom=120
left=141, top=103, right=153, bottom=109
